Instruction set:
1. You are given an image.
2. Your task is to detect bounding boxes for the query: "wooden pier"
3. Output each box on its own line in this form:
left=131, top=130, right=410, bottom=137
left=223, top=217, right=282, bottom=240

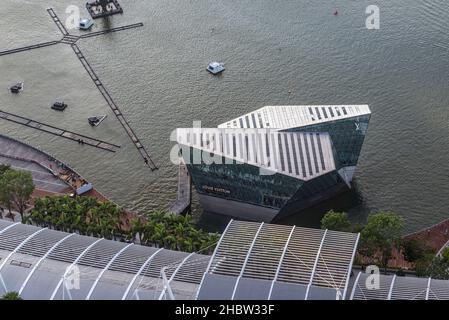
left=0, top=110, right=120, bottom=152
left=78, top=23, right=144, bottom=39
left=70, top=44, right=158, bottom=170
left=46, top=8, right=158, bottom=171
left=47, top=8, right=68, bottom=35
left=0, top=41, right=60, bottom=57
left=0, top=8, right=158, bottom=170
left=60, top=34, right=80, bottom=45
left=169, top=158, right=191, bottom=215
left=0, top=133, right=111, bottom=203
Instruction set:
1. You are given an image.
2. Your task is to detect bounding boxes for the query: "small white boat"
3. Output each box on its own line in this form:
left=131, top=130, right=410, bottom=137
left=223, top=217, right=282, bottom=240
left=207, top=62, right=225, bottom=75
left=79, top=18, right=94, bottom=30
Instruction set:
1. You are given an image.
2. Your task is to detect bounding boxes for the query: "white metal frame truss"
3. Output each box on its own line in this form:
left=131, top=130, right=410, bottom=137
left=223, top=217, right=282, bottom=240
left=230, top=222, right=264, bottom=300
left=349, top=273, right=449, bottom=300
left=342, top=233, right=360, bottom=299
left=195, top=219, right=233, bottom=299
left=85, top=243, right=134, bottom=300
left=0, top=227, right=48, bottom=276
left=158, top=252, right=195, bottom=300
left=349, top=271, right=362, bottom=300
left=0, top=222, right=20, bottom=235
left=200, top=220, right=360, bottom=300
left=267, top=225, right=296, bottom=300
left=122, top=248, right=164, bottom=300
left=18, top=233, right=75, bottom=295
left=6, top=220, right=449, bottom=300
left=425, top=277, right=432, bottom=300
left=304, top=229, right=328, bottom=300
left=50, top=238, right=104, bottom=300
left=387, top=274, right=396, bottom=300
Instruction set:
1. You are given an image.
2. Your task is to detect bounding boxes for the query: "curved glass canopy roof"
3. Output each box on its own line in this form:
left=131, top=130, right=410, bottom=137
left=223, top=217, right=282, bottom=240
left=0, top=220, right=210, bottom=300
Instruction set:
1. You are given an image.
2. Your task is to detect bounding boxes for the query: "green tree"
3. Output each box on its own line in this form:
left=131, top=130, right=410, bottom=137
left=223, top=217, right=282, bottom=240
left=0, top=164, right=10, bottom=177
left=359, top=212, right=404, bottom=271
left=1, top=292, right=22, bottom=300
left=402, top=239, right=432, bottom=263
left=416, top=254, right=449, bottom=280
left=321, top=210, right=352, bottom=232
left=0, top=169, right=35, bottom=221
left=441, top=247, right=449, bottom=264
left=28, top=196, right=220, bottom=253
left=0, top=179, right=12, bottom=216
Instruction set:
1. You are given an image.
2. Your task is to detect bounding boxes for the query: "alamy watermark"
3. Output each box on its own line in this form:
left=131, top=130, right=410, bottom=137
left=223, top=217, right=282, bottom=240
left=64, top=265, right=80, bottom=291
left=366, top=5, right=380, bottom=30
left=169, top=121, right=283, bottom=176
left=65, top=5, right=81, bottom=30
left=365, top=265, right=380, bottom=290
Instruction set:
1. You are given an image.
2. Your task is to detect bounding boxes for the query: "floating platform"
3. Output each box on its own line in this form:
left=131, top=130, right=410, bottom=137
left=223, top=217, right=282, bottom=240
left=0, top=133, right=112, bottom=202
left=88, top=115, right=107, bottom=127
left=51, top=102, right=67, bottom=111
left=0, top=109, right=120, bottom=152
left=0, top=8, right=156, bottom=169
left=86, top=0, right=123, bottom=19
left=9, top=82, right=24, bottom=94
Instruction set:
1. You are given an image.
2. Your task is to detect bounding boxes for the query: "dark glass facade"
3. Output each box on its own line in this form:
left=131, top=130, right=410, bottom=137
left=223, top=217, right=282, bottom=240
left=186, top=160, right=303, bottom=210
left=284, top=114, right=370, bottom=169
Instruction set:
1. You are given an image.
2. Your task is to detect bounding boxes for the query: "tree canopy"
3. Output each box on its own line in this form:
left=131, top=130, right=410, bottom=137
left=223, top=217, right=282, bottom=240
left=27, top=196, right=219, bottom=254
left=0, top=164, right=10, bottom=176
left=1, top=292, right=22, bottom=300
left=320, top=210, right=352, bottom=232
left=0, top=168, right=34, bottom=219
left=402, top=238, right=432, bottom=263
left=359, top=212, right=404, bottom=269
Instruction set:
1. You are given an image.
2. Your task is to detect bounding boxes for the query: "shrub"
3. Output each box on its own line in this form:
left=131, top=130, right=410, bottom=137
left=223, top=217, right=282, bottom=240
left=320, top=210, right=352, bottom=232
left=402, top=239, right=433, bottom=263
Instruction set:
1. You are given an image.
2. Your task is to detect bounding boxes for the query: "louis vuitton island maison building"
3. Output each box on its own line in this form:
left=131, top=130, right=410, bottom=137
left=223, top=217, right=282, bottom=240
left=176, top=105, right=371, bottom=222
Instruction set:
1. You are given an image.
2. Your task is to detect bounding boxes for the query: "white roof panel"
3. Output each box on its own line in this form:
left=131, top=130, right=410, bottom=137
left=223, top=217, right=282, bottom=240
left=176, top=128, right=336, bottom=181
left=218, top=105, right=371, bottom=130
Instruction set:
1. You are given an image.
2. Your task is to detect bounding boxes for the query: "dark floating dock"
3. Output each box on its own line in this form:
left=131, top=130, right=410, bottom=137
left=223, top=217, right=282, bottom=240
left=0, top=110, right=120, bottom=153
left=0, top=8, right=158, bottom=170
left=86, top=0, right=124, bottom=19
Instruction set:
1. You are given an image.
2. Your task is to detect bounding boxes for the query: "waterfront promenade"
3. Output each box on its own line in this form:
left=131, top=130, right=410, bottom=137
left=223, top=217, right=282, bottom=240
left=404, top=219, right=449, bottom=254
left=0, top=155, right=70, bottom=194
left=0, top=133, right=107, bottom=201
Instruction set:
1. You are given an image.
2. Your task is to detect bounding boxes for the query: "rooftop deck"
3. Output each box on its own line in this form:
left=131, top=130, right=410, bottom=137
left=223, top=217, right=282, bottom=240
left=176, top=128, right=336, bottom=181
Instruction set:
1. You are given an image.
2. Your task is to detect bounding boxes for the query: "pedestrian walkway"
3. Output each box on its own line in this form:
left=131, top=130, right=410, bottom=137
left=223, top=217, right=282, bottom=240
left=0, top=7, right=157, bottom=170
left=0, top=155, right=71, bottom=194
left=169, top=158, right=191, bottom=215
